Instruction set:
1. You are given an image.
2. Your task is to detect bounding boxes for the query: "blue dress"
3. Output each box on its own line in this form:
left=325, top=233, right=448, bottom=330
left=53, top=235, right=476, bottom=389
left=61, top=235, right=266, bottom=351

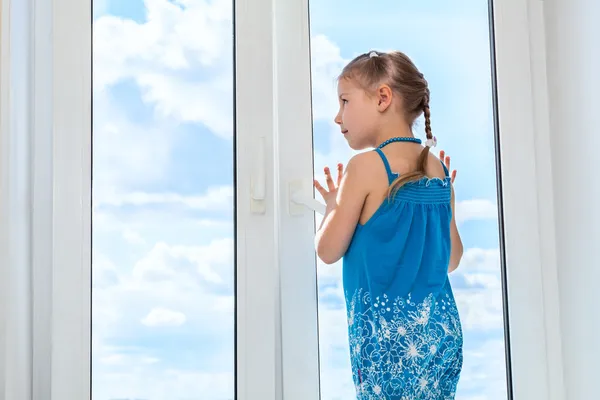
left=342, top=148, right=463, bottom=400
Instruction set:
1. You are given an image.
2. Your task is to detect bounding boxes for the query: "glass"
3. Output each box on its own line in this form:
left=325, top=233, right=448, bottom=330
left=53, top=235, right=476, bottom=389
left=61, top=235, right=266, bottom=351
left=308, top=1, right=510, bottom=398
left=91, top=1, right=235, bottom=399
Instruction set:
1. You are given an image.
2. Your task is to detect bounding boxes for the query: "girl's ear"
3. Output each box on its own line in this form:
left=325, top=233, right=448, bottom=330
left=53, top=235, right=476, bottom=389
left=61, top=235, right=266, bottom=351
left=376, top=85, right=393, bottom=112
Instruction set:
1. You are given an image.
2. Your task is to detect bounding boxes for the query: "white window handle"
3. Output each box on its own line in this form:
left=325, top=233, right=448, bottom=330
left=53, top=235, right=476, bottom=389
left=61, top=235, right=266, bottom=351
left=289, top=180, right=326, bottom=216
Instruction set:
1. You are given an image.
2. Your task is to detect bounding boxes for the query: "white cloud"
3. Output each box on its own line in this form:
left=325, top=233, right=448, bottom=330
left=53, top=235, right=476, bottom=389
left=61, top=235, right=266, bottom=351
left=142, top=307, right=187, bottom=327
left=99, top=353, right=127, bottom=365
left=123, top=229, right=146, bottom=245
left=93, top=90, right=175, bottom=189
left=460, top=247, right=501, bottom=273
left=91, top=0, right=237, bottom=213
left=316, top=253, right=343, bottom=285
left=309, top=35, right=363, bottom=177
left=93, top=368, right=234, bottom=400
left=458, top=339, right=508, bottom=400
left=93, top=0, right=234, bottom=138
left=92, top=233, right=235, bottom=398
left=310, top=34, right=348, bottom=122
left=462, top=272, right=501, bottom=289
left=454, top=287, right=504, bottom=331
left=456, top=199, right=498, bottom=224
left=93, top=252, right=120, bottom=289
left=130, top=238, right=234, bottom=291
left=93, top=205, right=232, bottom=248
left=137, top=72, right=233, bottom=138
left=96, top=185, right=233, bottom=210
left=197, top=219, right=232, bottom=229
left=451, top=247, right=505, bottom=330
left=317, top=306, right=355, bottom=400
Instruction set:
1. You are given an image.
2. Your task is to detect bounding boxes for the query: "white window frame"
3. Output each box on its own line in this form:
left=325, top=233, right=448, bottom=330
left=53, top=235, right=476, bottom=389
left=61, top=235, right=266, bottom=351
left=0, top=0, right=565, bottom=399
left=491, top=0, right=564, bottom=398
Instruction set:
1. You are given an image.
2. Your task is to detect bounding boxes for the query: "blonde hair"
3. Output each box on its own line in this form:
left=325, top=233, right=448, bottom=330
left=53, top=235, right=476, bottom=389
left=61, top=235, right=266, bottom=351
left=338, top=50, right=433, bottom=197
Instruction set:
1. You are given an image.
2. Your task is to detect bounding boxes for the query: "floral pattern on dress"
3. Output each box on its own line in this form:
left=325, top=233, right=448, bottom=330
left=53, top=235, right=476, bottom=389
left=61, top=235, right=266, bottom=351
left=346, top=288, right=463, bottom=400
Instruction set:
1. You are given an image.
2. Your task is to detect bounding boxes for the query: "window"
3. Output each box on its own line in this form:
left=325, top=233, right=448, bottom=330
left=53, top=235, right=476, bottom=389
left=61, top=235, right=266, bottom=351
left=1, top=0, right=562, bottom=399
left=92, top=1, right=235, bottom=399
left=308, top=2, right=509, bottom=398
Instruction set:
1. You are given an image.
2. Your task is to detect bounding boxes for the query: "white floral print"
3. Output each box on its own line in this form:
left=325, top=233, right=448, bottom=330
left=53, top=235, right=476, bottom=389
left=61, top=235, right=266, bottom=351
left=346, top=288, right=463, bottom=400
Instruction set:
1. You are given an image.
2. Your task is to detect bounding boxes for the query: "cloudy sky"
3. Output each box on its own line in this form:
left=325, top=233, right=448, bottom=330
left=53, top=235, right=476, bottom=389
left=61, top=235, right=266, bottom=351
left=91, top=0, right=508, bottom=399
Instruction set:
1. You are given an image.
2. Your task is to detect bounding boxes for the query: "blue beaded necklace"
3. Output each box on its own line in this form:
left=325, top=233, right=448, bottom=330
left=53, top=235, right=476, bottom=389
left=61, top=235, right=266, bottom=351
left=377, top=136, right=421, bottom=149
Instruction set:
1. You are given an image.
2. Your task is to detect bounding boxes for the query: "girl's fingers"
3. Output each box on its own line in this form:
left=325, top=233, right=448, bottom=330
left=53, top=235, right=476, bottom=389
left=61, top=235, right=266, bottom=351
left=324, top=167, right=335, bottom=191
left=314, top=179, right=327, bottom=198
left=336, top=163, right=343, bottom=186
left=451, top=169, right=457, bottom=184
left=317, top=164, right=343, bottom=196
left=439, top=150, right=446, bottom=161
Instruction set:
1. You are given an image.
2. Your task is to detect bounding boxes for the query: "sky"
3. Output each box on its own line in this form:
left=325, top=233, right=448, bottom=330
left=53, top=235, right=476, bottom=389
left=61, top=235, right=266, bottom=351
left=91, top=0, right=508, bottom=399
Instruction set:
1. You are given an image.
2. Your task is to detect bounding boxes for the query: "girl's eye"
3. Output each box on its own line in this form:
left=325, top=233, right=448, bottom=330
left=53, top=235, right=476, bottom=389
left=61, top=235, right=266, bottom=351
left=342, top=99, right=348, bottom=104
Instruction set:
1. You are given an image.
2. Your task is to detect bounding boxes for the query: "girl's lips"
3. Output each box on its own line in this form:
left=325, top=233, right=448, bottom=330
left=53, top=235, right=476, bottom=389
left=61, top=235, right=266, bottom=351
left=342, top=130, right=348, bottom=134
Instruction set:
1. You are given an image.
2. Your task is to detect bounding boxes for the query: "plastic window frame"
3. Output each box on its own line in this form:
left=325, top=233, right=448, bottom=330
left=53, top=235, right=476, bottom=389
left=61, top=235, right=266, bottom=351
left=0, top=0, right=563, bottom=399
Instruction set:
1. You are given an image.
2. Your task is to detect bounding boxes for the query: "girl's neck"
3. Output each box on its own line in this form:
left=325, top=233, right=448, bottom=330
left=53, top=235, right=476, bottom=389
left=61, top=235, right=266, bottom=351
left=373, top=126, right=414, bottom=148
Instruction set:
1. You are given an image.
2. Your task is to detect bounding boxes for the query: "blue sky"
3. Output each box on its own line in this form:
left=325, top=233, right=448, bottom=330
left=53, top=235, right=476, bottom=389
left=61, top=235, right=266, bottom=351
left=92, top=0, right=507, bottom=399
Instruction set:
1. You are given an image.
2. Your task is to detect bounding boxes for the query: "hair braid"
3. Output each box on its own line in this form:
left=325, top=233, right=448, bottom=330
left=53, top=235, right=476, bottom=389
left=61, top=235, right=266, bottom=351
left=423, top=89, right=432, bottom=140
left=387, top=90, right=433, bottom=198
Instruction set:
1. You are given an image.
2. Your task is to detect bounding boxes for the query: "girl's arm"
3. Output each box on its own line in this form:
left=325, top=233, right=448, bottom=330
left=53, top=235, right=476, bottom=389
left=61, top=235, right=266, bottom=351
left=314, top=153, right=371, bottom=265
left=439, top=150, right=463, bottom=273
left=448, top=185, right=463, bottom=273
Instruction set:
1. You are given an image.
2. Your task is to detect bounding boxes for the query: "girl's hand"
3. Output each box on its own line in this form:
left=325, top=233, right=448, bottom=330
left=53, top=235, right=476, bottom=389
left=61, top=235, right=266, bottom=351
left=314, top=163, right=344, bottom=207
left=439, top=150, right=457, bottom=184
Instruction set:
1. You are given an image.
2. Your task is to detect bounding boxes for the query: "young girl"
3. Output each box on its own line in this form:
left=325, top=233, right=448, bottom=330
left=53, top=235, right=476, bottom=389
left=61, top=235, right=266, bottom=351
left=314, top=50, right=463, bottom=399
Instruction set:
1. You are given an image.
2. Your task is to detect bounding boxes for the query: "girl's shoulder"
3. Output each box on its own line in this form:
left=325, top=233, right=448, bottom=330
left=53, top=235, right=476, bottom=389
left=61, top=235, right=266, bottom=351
left=345, top=150, right=392, bottom=192
left=350, top=148, right=448, bottom=182
left=424, top=151, right=448, bottom=181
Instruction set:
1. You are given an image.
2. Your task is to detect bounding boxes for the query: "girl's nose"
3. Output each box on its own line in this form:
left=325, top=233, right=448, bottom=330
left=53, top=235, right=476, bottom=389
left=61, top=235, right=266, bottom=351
left=334, top=113, right=342, bottom=125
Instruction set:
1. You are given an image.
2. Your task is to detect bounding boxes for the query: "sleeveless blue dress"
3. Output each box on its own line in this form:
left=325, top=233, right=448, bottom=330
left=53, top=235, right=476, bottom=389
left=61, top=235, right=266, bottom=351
left=342, top=147, right=463, bottom=400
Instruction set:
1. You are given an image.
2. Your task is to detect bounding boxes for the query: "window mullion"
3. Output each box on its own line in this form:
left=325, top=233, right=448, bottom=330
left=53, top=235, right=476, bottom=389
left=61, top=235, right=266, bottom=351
left=235, top=0, right=281, bottom=399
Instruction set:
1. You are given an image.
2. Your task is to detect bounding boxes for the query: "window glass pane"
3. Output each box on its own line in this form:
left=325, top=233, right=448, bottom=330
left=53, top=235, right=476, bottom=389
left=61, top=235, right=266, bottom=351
left=92, top=1, right=235, bottom=399
left=309, top=1, right=509, bottom=399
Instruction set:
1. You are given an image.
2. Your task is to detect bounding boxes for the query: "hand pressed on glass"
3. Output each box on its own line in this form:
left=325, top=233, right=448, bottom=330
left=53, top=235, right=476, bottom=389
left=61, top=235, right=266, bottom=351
left=314, top=163, right=343, bottom=208
left=439, top=150, right=457, bottom=184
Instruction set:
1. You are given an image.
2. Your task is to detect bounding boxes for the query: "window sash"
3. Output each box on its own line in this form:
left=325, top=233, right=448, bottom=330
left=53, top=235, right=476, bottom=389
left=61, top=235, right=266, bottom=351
left=274, top=0, right=562, bottom=399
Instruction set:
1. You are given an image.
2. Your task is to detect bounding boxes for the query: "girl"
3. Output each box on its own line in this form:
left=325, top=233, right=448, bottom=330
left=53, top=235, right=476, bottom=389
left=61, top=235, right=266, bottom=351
left=314, top=50, right=463, bottom=399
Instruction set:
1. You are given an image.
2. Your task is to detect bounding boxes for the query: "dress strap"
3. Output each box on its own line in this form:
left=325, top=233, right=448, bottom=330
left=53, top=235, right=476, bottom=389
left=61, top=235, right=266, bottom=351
left=374, top=148, right=396, bottom=184
left=440, top=159, right=450, bottom=178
